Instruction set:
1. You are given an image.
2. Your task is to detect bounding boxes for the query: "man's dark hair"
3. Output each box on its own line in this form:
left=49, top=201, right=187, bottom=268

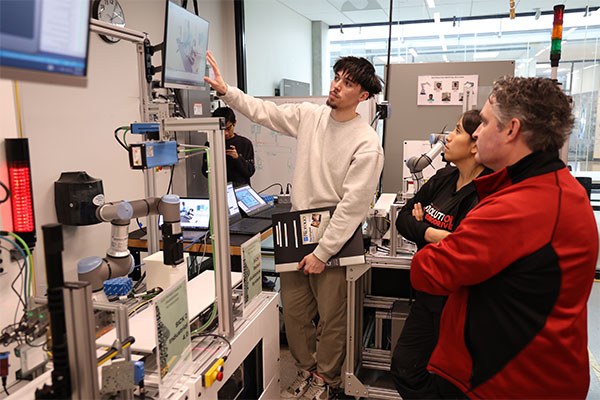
left=212, top=106, right=236, bottom=125
left=333, top=56, right=382, bottom=99
left=489, top=76, right=573, bottom=152
left=461, top=109, right=482, bottom=137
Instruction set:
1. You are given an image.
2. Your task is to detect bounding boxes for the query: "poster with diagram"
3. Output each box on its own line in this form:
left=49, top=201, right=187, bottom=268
left=417, top=75, right=479, bottom=106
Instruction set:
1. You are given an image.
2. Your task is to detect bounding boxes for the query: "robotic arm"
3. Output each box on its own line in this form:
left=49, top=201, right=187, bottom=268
left=78, top=194, right=184, bottom=292
left=405, top=133, right=447, bottom=193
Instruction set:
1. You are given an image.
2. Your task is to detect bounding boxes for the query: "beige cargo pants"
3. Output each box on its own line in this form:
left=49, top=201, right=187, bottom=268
left=280, top=266, right=347, bottom=388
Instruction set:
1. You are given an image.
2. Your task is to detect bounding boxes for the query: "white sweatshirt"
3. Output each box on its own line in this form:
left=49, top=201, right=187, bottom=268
left=222, top=86, right=384, bottom=263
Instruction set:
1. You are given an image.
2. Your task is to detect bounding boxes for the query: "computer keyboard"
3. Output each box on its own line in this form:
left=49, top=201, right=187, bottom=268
left=230, top=218, right=272, bottom=234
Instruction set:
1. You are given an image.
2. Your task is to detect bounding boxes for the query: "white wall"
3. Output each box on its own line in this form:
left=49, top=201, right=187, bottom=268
left=0, top=2, right=235, bottom=385
left=0, top=79, right=24, bottom=390
left=244, top=0, right=312, bottom=96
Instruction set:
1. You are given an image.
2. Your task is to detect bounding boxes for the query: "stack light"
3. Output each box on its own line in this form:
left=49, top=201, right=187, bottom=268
left=509, top=0, right=516, bottom=19
left=6, top=138, right=36, bottom=248
left=551, top=5, right=565, bottom=69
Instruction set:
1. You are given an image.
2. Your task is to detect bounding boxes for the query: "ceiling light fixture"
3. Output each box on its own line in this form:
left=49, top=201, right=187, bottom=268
left=434, top=12, right=441, bottom=24
left=473, top=51, right=500, bottom=59
left=426, top=0, right=436, bottom=8
left=409, top=48, right=418, bottom=58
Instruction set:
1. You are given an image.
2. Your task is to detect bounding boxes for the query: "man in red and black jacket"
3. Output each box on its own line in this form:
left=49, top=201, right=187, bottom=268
left=411, top=76, right=598, bottom=399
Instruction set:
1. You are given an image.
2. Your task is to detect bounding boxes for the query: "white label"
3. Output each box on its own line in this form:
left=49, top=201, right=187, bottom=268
left=92, top=194, right=105, bottom=206
left=193, top=103, right=203, bottom=115
left=132, top=147, right=143, bottom=166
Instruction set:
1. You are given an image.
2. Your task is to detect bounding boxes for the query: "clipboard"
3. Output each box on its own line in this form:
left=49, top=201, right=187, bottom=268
left=272, top=206, right=365, bottom=272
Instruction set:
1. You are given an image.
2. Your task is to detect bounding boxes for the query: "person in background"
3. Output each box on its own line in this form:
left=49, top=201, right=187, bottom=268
left=202, top=106, right=255, bottom=187
left=205, top=51, right=383, bottom=400
left=391, top=109, right=490, bottom=398
left=410, top=76, right=598, bottom=398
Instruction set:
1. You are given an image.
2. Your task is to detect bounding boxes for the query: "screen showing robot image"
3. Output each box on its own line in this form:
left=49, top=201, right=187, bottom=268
left=179, top=198, right=210, bottom=228
left=234, top=185, right=268, bottom=214
left=162, top=1, right=209, bottom=90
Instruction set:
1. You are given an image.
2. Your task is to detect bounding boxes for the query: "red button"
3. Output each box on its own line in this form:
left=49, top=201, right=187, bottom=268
left=216, top=371, right=223, bottom=381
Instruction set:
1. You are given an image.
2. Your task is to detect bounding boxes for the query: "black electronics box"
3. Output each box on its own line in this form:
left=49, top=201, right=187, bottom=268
left=54, top=172, right=103, bottom=226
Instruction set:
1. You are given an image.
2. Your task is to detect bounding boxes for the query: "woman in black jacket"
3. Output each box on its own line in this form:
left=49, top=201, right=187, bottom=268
left=391, top=109, right=491, bottom=399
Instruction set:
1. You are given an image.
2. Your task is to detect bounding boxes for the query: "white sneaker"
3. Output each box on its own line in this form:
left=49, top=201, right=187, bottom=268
left=300, top=374, right=331, bottom=400
left=281, top=369, right=312, bottom=399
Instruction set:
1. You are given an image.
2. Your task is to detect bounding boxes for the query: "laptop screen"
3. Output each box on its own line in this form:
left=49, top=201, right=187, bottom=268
left=159, top=198, right=210, bottom=229
left=227, top=182, right=241, bottom=218
left=234, top=185, right=268, bottom=214
left=180, top=198, right=210, bottom=228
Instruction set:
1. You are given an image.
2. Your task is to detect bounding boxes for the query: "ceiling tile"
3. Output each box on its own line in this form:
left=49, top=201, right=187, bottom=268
left=344, top=9, right=390, bottom=23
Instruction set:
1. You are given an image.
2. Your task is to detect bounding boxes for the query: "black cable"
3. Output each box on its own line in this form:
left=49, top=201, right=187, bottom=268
left=370, top=111, right=382, bottom=127
left=3, top=376, right=8, bottom=395
left=166, top=165, right=174, bottom=195
left=172, top=89, right=187, bottom=118
left=25, top=331, right=49, bottom=348
left=0, top=181, right=9, bottom=204
left=384, top=0, right=393, bottom=101
left=257, top=183, right=284, bottom=194
left=286, top=183, right=292, bottom=194
left=136, top=218, right=147, bottom=235
left=192, top=333, right=232, bottom=360
left=114, top=127, right=129, bottom=151
left=11, top=256, right=27, bottom=324
left=132, top=272, right=146, bottom=292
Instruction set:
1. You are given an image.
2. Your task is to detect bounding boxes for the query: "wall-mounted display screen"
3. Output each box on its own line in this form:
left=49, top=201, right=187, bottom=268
left=0, top=0, right=91, bottom=87
left=162, top=0, right=210, bottom=91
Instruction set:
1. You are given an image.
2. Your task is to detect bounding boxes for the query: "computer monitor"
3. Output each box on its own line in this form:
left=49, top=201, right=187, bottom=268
left=162, top=0, right=210, bottom=91
left=0, top=0, right=90, bottom=87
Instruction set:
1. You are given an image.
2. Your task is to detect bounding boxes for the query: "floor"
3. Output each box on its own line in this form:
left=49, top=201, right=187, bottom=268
left=279, top=209, right=600, bottom=399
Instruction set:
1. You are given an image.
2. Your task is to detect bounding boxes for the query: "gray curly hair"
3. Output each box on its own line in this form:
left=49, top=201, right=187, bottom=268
left=489, top=76, right=574, bottom=152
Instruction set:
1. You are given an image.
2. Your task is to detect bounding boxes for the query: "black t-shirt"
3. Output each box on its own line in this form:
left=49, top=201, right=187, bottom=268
left=397, top=166, right=489, bottom=250
left=202, top=133, right=256, bottom=186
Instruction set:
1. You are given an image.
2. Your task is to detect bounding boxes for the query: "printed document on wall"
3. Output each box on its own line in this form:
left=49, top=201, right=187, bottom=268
left=417, top=75, right=479, bottom=106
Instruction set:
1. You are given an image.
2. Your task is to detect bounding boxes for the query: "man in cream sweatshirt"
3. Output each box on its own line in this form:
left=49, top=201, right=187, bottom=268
left=205, top=51, right=384, bottom=400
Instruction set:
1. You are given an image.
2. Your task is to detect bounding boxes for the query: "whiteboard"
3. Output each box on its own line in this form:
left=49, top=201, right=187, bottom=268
left=232, top=96, right=376, bottom=195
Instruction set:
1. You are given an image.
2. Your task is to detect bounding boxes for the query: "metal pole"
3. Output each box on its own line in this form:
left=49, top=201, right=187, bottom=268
left=162, top=117, right=234, bottom=337
left=207, top=128, right=234, bottom=338
left=389, top=204, right=400, bottom=256
left=136, top=41, right=160, bottom=255
left=63, top=282, right=101, bottom=399
left=90, top=19, right=159, bottom=254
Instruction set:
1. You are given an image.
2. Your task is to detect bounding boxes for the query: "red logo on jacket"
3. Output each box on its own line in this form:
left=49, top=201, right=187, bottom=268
left=423, top=204, right=454, bottom=231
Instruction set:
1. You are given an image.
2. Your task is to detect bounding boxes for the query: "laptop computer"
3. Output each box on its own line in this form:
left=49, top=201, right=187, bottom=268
left=227, top=183, right=272, bottom=235
left=234, top=184, right=287, bottom=219
left=159, top=197, right=210, bottom=242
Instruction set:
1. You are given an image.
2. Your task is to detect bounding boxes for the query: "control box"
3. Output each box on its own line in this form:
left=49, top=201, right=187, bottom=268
left=129, top=141, right=178, bottom=169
